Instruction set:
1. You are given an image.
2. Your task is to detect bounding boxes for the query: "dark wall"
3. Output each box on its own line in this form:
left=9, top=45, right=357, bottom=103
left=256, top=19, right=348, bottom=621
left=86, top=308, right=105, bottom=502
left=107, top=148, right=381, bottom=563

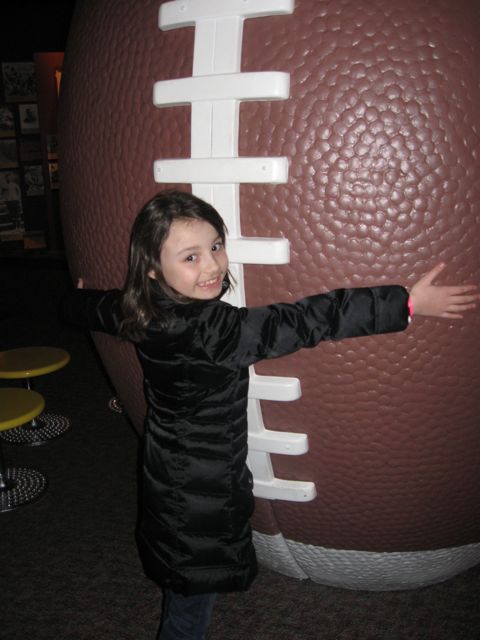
left=0, top=1, right=76, bottom=60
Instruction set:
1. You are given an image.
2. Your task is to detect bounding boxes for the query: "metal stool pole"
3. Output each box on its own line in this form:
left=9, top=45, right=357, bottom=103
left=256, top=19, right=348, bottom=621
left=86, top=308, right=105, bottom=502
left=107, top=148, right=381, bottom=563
left=0, top=388, right=48, bottom=512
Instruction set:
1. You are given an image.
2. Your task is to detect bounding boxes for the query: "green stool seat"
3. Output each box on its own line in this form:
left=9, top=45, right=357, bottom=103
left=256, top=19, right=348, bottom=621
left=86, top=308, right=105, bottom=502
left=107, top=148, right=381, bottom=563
left=0, top=347, right=70, bottom=445
left=0, top=388, right=48, bottom=512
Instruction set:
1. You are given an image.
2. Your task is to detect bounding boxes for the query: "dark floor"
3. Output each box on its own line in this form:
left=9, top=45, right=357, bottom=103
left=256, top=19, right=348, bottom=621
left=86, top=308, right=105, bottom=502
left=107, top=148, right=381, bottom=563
left=1, top=258, right=480, bottom=639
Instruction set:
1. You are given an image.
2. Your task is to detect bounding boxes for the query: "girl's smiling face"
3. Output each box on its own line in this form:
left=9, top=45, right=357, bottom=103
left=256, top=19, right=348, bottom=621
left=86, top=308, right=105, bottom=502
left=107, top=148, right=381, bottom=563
left=156, top=218, right=229, bottom=300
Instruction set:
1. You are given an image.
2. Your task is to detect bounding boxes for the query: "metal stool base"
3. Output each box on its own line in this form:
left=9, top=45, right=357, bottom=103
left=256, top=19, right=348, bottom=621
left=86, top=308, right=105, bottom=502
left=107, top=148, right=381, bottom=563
left=0, top=467, right=47, bottom=512
left=0, top=412, right=70, bottom=446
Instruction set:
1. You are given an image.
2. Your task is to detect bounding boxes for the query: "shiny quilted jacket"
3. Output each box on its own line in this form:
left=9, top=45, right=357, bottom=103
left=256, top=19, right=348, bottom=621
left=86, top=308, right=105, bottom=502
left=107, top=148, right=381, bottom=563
left=63, top=283, right=409, bottom=594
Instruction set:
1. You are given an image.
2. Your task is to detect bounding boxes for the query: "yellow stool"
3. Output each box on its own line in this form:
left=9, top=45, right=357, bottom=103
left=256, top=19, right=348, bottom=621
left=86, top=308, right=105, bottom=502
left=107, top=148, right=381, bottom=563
left=0, top=388, right=48, bottom=512
left=0, top=346, right=70, bottom=445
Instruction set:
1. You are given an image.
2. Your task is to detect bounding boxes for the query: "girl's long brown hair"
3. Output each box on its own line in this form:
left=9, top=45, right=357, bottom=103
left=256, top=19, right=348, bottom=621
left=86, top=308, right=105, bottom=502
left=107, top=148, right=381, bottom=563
left=119, top=190, right=230, bottom=342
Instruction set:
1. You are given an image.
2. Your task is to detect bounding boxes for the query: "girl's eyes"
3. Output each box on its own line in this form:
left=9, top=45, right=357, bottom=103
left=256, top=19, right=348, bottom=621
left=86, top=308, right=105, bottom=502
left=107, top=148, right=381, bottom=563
left=184, top=241, right=223, bottom=262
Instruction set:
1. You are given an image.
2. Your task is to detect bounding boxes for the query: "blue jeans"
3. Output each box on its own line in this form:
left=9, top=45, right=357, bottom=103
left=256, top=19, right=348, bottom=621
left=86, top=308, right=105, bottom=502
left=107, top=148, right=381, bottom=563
left=157, top=590, right=217, bottom=640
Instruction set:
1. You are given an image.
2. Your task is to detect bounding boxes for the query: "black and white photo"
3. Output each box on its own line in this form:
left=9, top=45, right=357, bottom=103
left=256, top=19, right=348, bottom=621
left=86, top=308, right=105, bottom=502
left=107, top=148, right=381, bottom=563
left=19, top=103, right=40, bottom=134
left=23, top=164, right=44, bottom=196
left=2, top=62, right=37, bottom=102
left=0, top=169, right=24, bottom=235
left=0, top=104, right=16, bottom=138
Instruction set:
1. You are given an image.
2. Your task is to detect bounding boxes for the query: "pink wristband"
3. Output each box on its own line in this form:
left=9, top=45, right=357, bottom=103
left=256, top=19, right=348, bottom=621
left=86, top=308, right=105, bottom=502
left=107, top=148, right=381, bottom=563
left=408, top=297, right=414, bottom=318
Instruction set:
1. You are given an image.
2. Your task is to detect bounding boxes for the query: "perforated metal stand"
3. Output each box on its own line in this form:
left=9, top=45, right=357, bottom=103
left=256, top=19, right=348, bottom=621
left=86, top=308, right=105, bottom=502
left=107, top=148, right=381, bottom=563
left=0, top=464, right=47, bottom=512
left=0, top=412, right=70, bottom=446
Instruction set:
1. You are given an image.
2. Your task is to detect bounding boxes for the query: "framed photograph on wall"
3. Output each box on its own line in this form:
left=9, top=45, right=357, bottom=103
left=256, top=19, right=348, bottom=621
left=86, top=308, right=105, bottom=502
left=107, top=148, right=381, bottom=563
left=19, top=103, right=40, bottom=135
left=0, top=104, right=16, bottom=138
left=0, top=139, right=19, bottom=168
left=2, top=62, right=37, bottom=103
left=23, top=164, right=44, bottom=196
left=0, top=169, right=24, bottom=235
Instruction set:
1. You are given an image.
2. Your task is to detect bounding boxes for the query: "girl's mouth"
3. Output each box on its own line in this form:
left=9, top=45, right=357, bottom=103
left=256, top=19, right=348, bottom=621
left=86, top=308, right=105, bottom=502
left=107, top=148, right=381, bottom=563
left=198, top=276, right=222, bottom=289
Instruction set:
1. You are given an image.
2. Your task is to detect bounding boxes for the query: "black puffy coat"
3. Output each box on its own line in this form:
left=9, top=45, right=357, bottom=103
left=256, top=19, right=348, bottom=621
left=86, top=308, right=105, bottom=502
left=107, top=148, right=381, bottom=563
left=63, top=284, right=409, bottom=595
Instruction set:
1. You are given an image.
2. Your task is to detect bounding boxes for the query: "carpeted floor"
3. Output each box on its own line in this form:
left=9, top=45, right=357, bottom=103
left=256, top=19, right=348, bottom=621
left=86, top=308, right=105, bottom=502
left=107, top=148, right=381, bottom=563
left=1, top=258, right=480, bottom=640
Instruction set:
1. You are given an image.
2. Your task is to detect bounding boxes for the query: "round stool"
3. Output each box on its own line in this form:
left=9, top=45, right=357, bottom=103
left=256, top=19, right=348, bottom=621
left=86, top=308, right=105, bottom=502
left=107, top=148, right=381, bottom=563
left=0, top=388, right=48, bottom=512
left=0, top=347, right=71, bottom=445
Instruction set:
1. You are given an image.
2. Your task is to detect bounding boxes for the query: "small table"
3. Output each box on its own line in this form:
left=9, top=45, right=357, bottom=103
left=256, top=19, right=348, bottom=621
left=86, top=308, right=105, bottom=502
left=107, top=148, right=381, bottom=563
left=0, top=346, right=71, bottom=445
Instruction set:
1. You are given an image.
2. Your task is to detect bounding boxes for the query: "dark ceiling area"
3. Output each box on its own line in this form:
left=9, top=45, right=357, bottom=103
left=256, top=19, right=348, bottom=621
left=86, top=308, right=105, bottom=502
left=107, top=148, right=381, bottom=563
left=0, top=0, right=77, bottom=60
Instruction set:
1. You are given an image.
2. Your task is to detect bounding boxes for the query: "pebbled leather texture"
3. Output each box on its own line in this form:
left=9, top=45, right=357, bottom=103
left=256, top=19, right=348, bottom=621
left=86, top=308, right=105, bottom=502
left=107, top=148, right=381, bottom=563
left=59, top=0, right=480, bottom=557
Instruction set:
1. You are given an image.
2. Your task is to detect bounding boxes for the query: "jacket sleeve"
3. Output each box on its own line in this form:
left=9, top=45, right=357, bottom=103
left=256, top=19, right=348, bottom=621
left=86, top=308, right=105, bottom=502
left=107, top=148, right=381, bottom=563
left=198, top=285, right=410, bottom=368
left=61, top=288, right=123, bottom=336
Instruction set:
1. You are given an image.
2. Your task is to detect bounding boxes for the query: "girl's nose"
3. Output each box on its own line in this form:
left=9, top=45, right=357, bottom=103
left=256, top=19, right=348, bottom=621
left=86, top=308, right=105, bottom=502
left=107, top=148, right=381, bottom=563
left=204, top=252, right=220, bottom=273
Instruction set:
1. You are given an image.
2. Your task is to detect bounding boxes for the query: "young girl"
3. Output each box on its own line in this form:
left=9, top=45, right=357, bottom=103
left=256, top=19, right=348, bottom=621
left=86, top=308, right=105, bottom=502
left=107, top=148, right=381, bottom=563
left=64, top=190, right=478, bottom=640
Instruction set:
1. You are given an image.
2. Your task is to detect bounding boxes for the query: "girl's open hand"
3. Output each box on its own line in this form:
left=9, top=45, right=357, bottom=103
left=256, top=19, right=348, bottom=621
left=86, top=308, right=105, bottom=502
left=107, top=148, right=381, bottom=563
left=409, top=263, right=479, bottom=319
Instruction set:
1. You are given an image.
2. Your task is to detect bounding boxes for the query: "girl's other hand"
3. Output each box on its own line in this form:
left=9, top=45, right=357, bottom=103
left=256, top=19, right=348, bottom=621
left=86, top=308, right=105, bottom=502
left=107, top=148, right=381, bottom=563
left=77, top=277, right=85, bottom=289
left=409, top=263, right=479, bottom=319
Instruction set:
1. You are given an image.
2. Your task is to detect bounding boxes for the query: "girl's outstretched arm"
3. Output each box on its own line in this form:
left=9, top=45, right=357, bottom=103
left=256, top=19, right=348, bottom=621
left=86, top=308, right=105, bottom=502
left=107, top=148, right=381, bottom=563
left=409, top=263, right=479, bottom=319
left=62, top=280, right=123, bottom=335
